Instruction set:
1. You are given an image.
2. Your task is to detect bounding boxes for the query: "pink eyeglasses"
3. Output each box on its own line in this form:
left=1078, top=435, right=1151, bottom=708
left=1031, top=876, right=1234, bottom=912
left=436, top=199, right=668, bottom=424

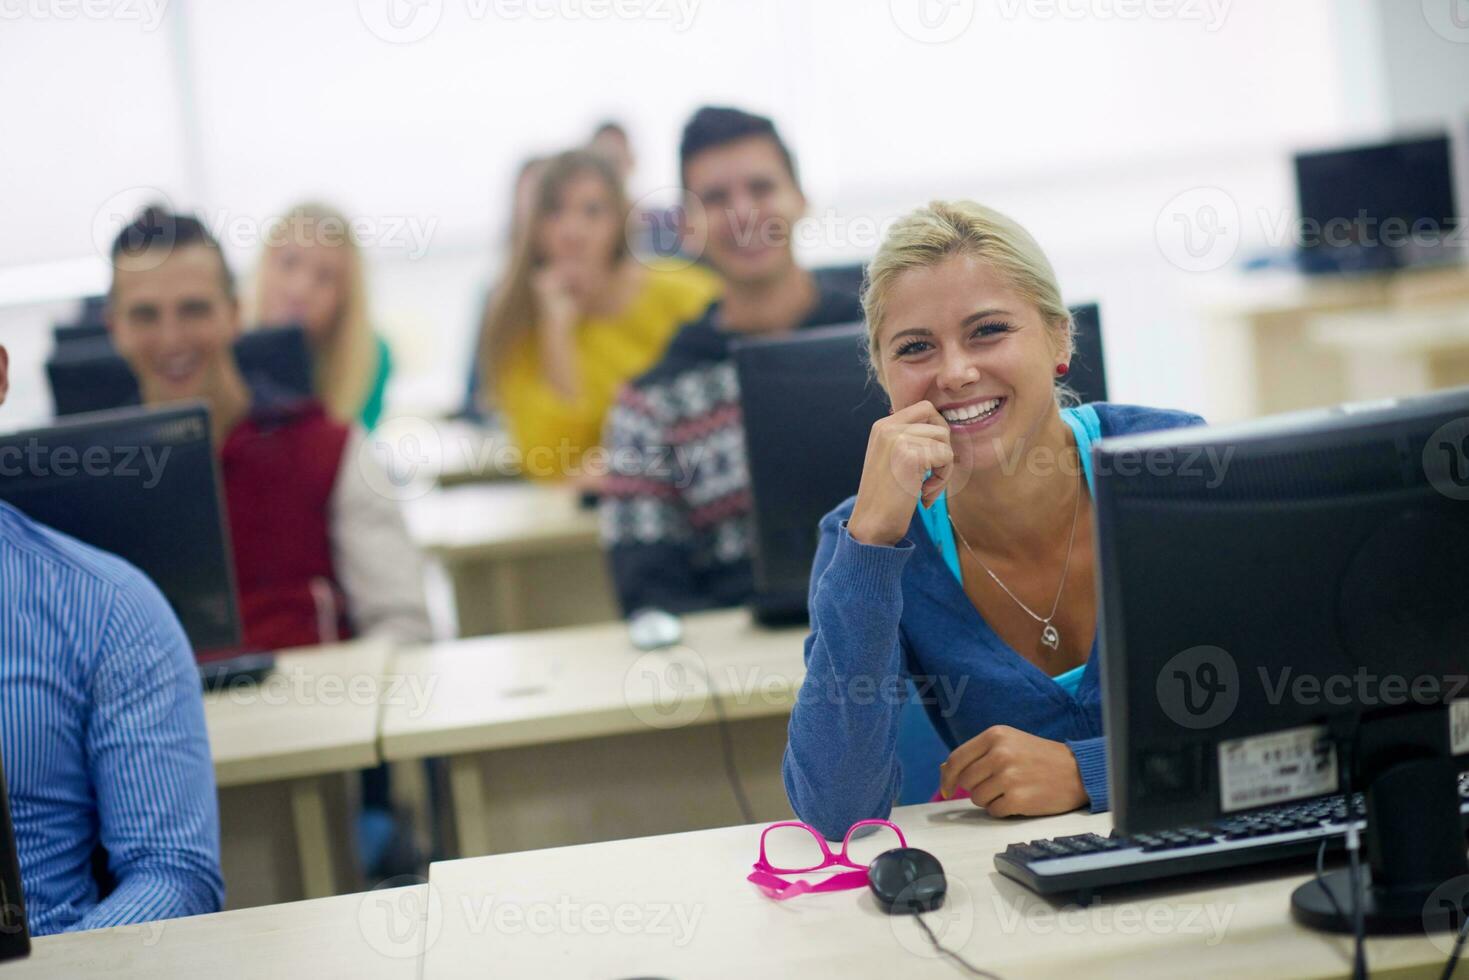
left=747, top=819, right=908, bottom=900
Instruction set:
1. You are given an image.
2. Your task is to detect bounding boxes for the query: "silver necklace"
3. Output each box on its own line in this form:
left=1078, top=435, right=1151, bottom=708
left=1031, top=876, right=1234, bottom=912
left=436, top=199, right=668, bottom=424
left=948, top=477, right=1083, bottom=652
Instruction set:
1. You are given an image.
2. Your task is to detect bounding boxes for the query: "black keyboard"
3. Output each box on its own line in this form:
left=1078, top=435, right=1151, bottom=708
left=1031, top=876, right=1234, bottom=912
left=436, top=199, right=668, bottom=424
left=995, top=773, right=1469, bottom=905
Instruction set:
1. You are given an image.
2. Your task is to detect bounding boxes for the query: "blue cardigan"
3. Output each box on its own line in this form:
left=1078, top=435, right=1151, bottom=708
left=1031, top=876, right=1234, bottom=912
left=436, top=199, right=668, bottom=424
left=783, top=403, right=1205, bottom=840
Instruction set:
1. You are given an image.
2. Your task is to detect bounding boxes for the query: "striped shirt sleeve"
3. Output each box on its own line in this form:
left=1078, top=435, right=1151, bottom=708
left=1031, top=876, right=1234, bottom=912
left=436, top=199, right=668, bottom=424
left=73, top=572, right=224, bottom=930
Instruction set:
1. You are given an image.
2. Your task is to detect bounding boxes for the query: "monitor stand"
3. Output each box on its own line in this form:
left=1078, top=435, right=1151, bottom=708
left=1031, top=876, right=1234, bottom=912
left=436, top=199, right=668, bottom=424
left=1292, top=720, right=1467, bottom=935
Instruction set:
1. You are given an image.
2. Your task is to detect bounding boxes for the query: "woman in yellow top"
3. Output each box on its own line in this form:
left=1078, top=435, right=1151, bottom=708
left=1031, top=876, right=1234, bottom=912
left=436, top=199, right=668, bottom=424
left=477, top=150, right=719, bottom=482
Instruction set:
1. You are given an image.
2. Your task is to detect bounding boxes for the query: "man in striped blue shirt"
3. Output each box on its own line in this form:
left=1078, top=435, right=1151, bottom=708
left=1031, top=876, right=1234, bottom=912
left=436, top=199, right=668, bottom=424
left=0, top=344, right=224, bottom=934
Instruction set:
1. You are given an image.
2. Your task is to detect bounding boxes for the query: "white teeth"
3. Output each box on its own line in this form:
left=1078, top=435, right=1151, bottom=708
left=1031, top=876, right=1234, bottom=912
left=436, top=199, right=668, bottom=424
left=942, top=398, right=1001, bottom=424
left=159, top=354, right=200, bottom=382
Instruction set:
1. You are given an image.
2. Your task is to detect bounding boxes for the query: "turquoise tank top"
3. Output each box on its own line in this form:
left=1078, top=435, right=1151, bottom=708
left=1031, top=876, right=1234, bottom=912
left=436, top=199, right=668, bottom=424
left=916, top=405, right=1101, bottom=696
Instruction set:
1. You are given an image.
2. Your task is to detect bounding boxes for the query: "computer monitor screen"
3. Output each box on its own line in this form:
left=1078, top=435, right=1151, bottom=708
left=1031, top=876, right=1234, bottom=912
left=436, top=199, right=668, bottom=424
left=0, top=744, right=28, bottom=963
left=47, top=325, right=315, bottom=417
left=52, top=323, right=109, bottom=348
left=1095, top=387, right=1469, bottom=836
left=1065, top=303, right=1108, bottom=405
left=0, top=403, right=242, bottom=657
left=734, top=323, right=888, bottom=624
left=1294, top=133, right=1461, bottom=275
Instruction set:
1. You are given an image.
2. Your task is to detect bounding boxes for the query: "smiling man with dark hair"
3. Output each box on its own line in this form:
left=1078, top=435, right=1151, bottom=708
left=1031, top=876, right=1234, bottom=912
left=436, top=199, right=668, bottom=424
left=600, top=105, right=864, bottom=615
left=0, top=342, right=224, bottom=935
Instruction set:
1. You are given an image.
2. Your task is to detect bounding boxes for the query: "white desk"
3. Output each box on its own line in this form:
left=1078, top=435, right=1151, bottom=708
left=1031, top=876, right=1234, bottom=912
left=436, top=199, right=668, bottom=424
left=419, top=800, right=1456, bottom=979
left=1310, top=304, right=1469, bottom=401
left=404, top=482, right=617, bottom=636
left=381, top=609, right=807, bottom=857
left=206, top=640, right=391, bottom=907
left=9, top=886, right=428, bottom=980
left=1201, top=263, right=1469, bottom=422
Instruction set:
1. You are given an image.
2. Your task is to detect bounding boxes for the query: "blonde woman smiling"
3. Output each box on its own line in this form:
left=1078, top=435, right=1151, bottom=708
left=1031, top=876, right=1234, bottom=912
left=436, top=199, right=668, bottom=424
left=477, top=150, right=718, bottom=482
left=255, top=202, right=393, bottom=430
left=783, top=202, right=1203, bottom=838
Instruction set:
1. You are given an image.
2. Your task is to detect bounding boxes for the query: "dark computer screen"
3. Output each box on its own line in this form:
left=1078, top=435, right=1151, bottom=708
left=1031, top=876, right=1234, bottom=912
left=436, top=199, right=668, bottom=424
left=734, top=323, right=887, bottom=624
left=0, top=403, right=242, bottom=657
left=47, top=325, right=315, bottom=417
left=1065, top=303, right=1108, bottom=405
left=0, top=744, right=28, bottom=963
left=1094, top=387, right=1469, bottom=835
left=1294, top=133, right=1461, bottom=275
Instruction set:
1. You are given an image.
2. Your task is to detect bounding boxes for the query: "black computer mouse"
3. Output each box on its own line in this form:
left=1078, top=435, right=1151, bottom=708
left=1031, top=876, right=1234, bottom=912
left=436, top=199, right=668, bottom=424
left=867, top=847, right=946, bottom=914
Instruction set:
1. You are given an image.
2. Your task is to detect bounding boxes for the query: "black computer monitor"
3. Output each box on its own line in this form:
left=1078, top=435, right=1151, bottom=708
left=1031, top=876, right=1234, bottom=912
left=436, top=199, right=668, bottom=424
left=0, top=743, right=28, bottom=963
left=52, top=323, right=109, bottom=348
left=46, top=325, right=315, bottom=417
left=1065, top=302, right=1108, bottom=405
left=1095, top=386, right=1469, bottom=933
left=812, top=262, right=867, bottom=300
left=0, top=403, right=242, bottom=658
left=1294, top=133, right=1462, bottom=275
left=734, top=323, right=888, bottom=625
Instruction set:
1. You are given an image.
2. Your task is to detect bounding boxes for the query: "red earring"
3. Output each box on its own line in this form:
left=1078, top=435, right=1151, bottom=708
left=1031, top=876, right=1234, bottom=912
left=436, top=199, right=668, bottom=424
left=1056, top=364, right=1069, bottom=376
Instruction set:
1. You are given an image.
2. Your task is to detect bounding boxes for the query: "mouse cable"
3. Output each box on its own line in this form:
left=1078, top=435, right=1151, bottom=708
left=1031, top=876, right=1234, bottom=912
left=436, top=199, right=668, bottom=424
left=912, top=912, right=1004, bottom=979
left=1440, top=912, right=1469, bottom=980
left=679, top=654, right=755, bottom=824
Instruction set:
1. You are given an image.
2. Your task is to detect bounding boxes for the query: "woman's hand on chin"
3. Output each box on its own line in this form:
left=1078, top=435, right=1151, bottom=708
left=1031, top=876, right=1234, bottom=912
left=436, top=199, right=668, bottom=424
left=938, top=725, right=1088, bottom=818
left=847, top=400, right=953, bottom=547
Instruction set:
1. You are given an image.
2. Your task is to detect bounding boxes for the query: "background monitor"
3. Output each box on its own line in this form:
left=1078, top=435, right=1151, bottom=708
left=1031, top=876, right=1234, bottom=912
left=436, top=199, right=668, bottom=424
left=735, top=322, right=887, bottom=625
left=0, top=744, right=28, bottom=963
left=1294, top=133, right=1461, bottom=275
left=1094, top=387, right=1469, bottom=931
left=0, top=403, right=242, bottom=658
left=1065, top=302, right=1108, bottom=405
left=46, top=325, right=315, bottom=418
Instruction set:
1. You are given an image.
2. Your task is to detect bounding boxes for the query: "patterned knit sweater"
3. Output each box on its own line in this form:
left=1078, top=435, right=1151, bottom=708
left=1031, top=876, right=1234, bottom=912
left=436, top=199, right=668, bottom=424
left=599, top=285, right=864, bottom=614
